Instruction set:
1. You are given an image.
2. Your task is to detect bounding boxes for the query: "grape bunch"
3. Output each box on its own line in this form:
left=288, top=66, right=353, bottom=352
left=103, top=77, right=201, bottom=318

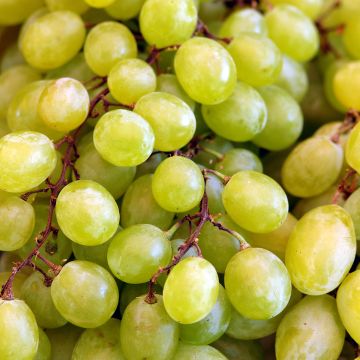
left=0, top=0, right=360, bottom=359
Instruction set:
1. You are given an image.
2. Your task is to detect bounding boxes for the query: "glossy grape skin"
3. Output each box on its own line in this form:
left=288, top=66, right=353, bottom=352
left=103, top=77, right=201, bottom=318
left=270, top=0, right=323, bottom=19
left=336, top=270, right=360, bottom=344
left=174, top=37, right=237, bottom=105
left=0, top=0, right=43, bottom=25
left=227, top=34, right=282, bottom=87
left=172, top=343, right=227, bottom=360
left=223, top=171, right=288, bottom=233
left=163, top=257, right=219, bottom=324
left=343, top=20, right=360, bottom=59
left=36, top=328, right=51, bottom=360
left=45, top=0, right=89, bottom=14
left=252, top=86, right=303, bottom=151
left=72, top=318, right=125, bottom=359
left=344, top=188, right=360, bottom=239
left=20, top=11, right=85, bottom=70
left=201, top=82, right=267, bottom=142
left=107, top=224, right=172, bottom=283
left=282, top=137, right=343, bottom=198
left=93, top=109, right=154, bottom=167
left=152, top=156, right=205, bottom=213
left=84, top=21, right=137, bottom=76
left=205, top=173, right=226, bottom=214
left=0, top=299, right=39, bottom=360
left=121, top=174, right=174, bottom=230
left=51, top=260, right=119, bottom=328
left=285, top=205, right=356, bottom=295
left=265, top=4, right=319, bottom=62
left=85, top=0, right=115, bottom=7
left=120, top=295, right=179, bottom=360
left=140, top=0, right=197, bottom=48
left=135, top=92, right=196, bottom=151
left=276, top=295, right=345, bottom=360
left=105, top=0, right=145, bottom=20
left=21, top=272, right=67, bottom=329
left=346, top=121, right=360, bottom=175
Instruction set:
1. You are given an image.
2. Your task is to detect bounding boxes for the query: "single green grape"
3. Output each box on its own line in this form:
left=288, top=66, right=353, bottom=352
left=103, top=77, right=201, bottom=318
left=344, top=188, right=360, bottom=239
left=223, top=170, right=288, bottom=233
left=163, top=257, right=219, bottom=324
left=20, top=11, right=86, bottom=70
left=346, top=120, right=360, bottom=176
left=51, top=260, right=119, bottom=328
left=45, top=0, right=89, bottom=14
left=343, top=20, right=360, bottom=59
left=285, top=205, right=356, bottom=295
left=276, top=295, right=345, bottom=360
left=140, top=0, right=197, bottom=48
left=105, top=0, right=145, bottom=20
left=172, top=343, right=228, bottom=360
left=55, top=180, right=119, bottom=246
left=93, top=109, right=154, bottom=167
left=84, top=0, right=115, bottom=8
left=270, top=0, right=323, bottom=19
left=201, top=82, right=267, bottom=142
left=35, top=328, right=51, bottom=360
left=205, top=173, right=226, bottom=214
left=134, top=92, right=196, bottom=151
left=120, top=295, right=179, bottom=360
left=0, top=0, right=43, bottom=25
left=152, top=156, right=205, bottom=213
left=227, top=33, right=283, bottom=87
left=0, top=299, right=39, bottom=360
left=84, top=21, right=137, bottom=76
left=174, top=37, right=237, bottom=105
left=0, top=272, right=28, bottom=299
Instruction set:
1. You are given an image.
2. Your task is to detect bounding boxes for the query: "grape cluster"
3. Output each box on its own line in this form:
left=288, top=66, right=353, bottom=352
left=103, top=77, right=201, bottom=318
left=0, top=0, right=360, bottom=359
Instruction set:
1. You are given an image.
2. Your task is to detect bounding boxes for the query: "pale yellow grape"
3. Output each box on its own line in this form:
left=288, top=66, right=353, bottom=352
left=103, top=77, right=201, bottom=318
left=0, top=0, right=44, bottom=25
left=0, top=131, right=57, bottom=193
left=270, top=0, right=323, bottom=19
left=346, top=122, right=360, bottom=174
left=172, top=343, right=228, bottom=360
left=45, top=0, right=89, bottom=14
left=84, top=0, right=115, bottom=8
left=140, top=0, right=197, bottom=48
left=174, top=37, right=237, bottom=105
left=105, top=0, right=145, bottom=20
left=84, top=21, right=137, bottom=76
left=285, top=205, right=356, bottom=295
left=343, top=20, right=360, bottom=59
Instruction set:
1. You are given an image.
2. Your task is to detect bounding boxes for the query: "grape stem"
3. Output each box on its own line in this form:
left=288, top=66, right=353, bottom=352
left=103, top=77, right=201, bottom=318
left=195, top=19, right=232, bottom=45
left=331, top=109, right=360, bottom=144
left=332, top=168, right=358, bottom=204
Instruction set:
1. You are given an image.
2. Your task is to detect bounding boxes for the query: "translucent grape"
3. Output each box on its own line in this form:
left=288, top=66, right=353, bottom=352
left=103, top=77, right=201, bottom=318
left=55, top=180, right=119, bottom=246
left=270, top=0, right=323, bottom=19
left=93, top=109, right=154, bottom=167
left=205, top=173, right=226, bottom=214
left=0, top=0, right=43, bottom=25
left=344, top=188, right=360, bottom=239
left=84, top=21, right=137, bottom=76
left=172, top=343, right=228, bottom=360
left=51, top=260, right=119, bottom=328
left=139, top=0, right=197, bottom=48
left=346, top=122, right=360, bottom=178
left=20, top=11, right=86, bottom=70
left=84, top=0, right=115, bottom=8
left=36, top=328, right=51, bottom=360
left=227, top=33, right=282, bottom=87
left=343, top=20, right=360, bottom=59
left=285, top=205, right=356, bottom=295
left=163, top=257, right=219, bottom=324
left=223, top=171, right=288, bottom=233
left=201, top=82, right=267, bottom=142
left=152, top=156, right=205, bottom=213
left=105, top=0, right=145, bottom=20
left=45, top=0, right=89, bottom=14
left=174, top=37, right=237, bottom=105
left=134, top=92, right=196, bottom=151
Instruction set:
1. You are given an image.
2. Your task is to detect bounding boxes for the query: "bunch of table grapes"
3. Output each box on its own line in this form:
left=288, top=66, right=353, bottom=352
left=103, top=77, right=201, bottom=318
left=0, top=0, right=360, bottom=359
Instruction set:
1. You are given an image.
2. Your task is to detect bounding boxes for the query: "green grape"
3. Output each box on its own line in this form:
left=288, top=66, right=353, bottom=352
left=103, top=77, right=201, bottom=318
left=172, top=343, right=228, bottom=360
left=93, top=109, right=154, bottom=167
left=227, top=34, right=282, bottom=87
left=343, top=20, right=360, bottom=59
left=105, top=0, right=145, bottom=20
left=38, top=78, right=89, bottom=132
left=45, top=0, right=89, bottom=13
left=0, top=131, right=57, bottom=193
left=0, top=195, right=34, bottom=251
left=135, top=153, right=166, bottom=178
left=276, top=295, right=345, bottom=360
left=1, top=42, right=25, bottom=71
left=20, top=11, right=85, bottom=70
left=205, top=173, right=226, bottom=214
left=108, top=58, right=156, bottom=106
left=215, top=149, right=262, bottom=176
left=265, top=4, right=319, bottom=62
left=198, top=1, right=227, bottom=23
left=0, top=272, right=28, bottom=299
left=140, top=0, right=197, bottom=48
left=344, top=188, right=360, bottom=239
left=171, top=239, right=197, bottom=258
left=223, top=171, right=288, bottom=233
left=346, top=121, right=360, bottom=176
left=156, top=74, right=195, bottom=110
left=225, top=248, right=291, bottom=320
left=107, top=224, right=172, bottom=283
left=72, top=318, right=125, bottom=359
left=84, top=0, right=115, bottom=7
left=281, top=137, right=343, bottom=198
left=21, top=272, right=67, bottom=329
left=56, top=180, right=119, bottom=246
left=120, top=295, right=179, bottom=360
left=134, top=92, right=196, bottom=151
left=0, top=299, right=39, bottom=360
left=270, top=0, right=323, bottom=19
left=7, top=80, right=65, bottom=141
left=219, top=8, right=267, bottom=38
left=121, top=174, right=174, bottom=230
left=152, top=156, right=205, bottom=213
left=84, top=21, right=137, bottom=76
left=201, top=82, right=267, bottom=142
left=285, top=205, right=356, bottom=295
left=314, top=121, right=349, bottom=149
left=180, top=285, right=231, bottom=345
left=275, top=55, right=308, bottom=102
left=336, top=270, right=360, bottom=345
left=252, top=85, right=303, bottom=151
left=0, top=0, right=43, bottom=25
left=51, top=260, right=119, bottom=328
left=35, top=328, right=51, bottom=360
left=163, top=257, right=219, bottom=324
left=174, top=37, right=237, bottom=105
